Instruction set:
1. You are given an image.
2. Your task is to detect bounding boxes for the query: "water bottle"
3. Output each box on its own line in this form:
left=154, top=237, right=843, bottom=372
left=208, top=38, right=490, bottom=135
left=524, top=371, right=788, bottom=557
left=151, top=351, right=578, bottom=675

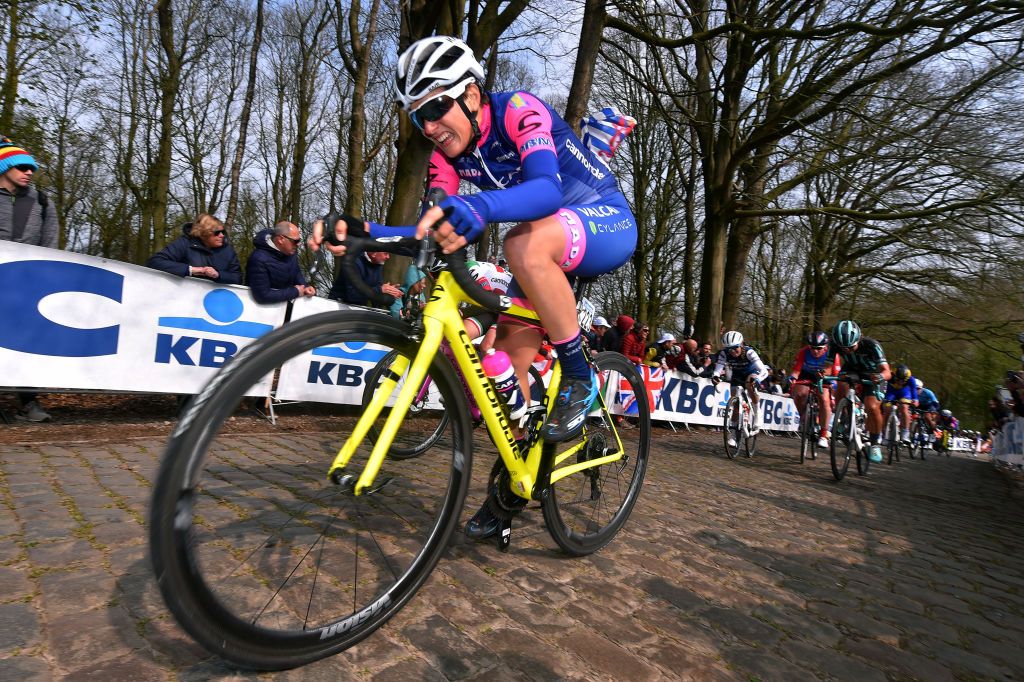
left=481, top=349, right=527, bottom=421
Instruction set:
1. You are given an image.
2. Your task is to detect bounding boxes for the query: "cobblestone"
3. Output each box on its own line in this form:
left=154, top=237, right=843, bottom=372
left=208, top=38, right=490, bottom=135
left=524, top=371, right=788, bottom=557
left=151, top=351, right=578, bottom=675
left=1, top=426, right=1023, bottom=679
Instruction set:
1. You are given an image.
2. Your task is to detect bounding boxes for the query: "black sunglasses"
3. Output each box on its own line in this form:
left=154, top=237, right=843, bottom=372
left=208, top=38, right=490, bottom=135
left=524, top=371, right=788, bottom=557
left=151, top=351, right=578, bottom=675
left=13, top=164, right=35, bottom=172
left=810, top=345, right=827, bottom=350
left=279, top=235, right=300, bottom=245
left=411, top=95, right=459, bottom=129
left=212, top=229, right=226, bottom=236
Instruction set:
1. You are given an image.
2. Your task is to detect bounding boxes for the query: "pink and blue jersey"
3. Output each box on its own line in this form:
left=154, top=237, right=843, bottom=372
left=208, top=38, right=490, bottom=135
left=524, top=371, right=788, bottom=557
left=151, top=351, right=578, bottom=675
left=426, top=91, right=636, bottom=278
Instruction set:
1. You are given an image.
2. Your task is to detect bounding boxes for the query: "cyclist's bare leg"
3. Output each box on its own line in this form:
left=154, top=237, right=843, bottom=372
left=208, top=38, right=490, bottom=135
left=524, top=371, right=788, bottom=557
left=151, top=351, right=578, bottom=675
left=502, top=218, right=578, bottom=344
left=746, top=376, right=761, bottom=426
left=820, top=387, right=832, bottom=438
left=864, top=394, right=883, bottom=436
left=495, top=322, right=543, bottom=407
left=898, top=402, right=911, bottom=430
left=791, top=383, right=808, bottom=414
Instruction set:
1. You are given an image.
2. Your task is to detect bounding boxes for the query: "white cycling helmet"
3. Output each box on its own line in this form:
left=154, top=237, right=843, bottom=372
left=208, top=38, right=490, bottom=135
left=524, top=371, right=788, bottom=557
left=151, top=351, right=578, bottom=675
left=914, top=378, right=924, bottom=389
left=395, top=36, right=484, bottom=110
left=721, top=331, right=743, bottom=348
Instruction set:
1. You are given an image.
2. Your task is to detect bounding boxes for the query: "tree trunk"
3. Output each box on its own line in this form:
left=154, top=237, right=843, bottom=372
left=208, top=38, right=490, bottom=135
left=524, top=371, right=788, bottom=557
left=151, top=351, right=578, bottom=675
left=0, top=0, right=20, bottom=133
left=341, top=0, right=381, bottom=216
left=564, top=0, right=607, bottom=132
left=225, top=0, right=264, bottom=231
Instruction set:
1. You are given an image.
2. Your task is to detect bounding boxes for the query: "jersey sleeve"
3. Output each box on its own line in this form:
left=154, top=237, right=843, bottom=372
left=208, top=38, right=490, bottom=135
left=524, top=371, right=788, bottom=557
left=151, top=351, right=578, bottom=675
left=746, top=348, right=769, bottom=381
left=465, top=92, right=563, bottom=224
left=790, top=348, right=806, bottom=376
left=428, top=151, right=460, bottom=196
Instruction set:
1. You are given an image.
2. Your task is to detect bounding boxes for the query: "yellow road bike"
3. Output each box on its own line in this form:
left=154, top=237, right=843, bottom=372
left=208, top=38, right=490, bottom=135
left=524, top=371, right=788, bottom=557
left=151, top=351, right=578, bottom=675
left=149, top=230, right=651, bottom=670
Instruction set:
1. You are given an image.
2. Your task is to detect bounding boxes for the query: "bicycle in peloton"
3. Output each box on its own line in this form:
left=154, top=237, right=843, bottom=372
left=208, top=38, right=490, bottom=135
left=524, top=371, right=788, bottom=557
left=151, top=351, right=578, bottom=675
left=148, top=208, right=651, bottom=670
left=830, top=376, right=877, bottom=480
left=790, top=375, right=833, bottom=464
left=720, top=379, right=758, bottom=459
left=907, top=408, right=929, bottom=460
left=881, top=401, right=902, bottom=465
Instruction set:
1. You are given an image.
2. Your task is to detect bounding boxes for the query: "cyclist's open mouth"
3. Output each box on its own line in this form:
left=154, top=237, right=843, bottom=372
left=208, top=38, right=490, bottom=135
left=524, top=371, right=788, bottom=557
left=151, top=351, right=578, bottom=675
left=434, top=131, right=455, bottom=147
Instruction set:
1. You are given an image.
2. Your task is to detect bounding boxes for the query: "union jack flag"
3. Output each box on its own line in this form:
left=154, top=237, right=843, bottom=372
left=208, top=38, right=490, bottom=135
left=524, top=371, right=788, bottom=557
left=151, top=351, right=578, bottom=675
left=615, top=364, right=664, bottom=415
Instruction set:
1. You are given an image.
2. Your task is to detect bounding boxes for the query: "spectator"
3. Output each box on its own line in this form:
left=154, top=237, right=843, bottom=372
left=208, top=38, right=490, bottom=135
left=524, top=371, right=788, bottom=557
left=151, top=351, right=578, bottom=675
left=0, top=136, right=56, bottom=422
left=587, top=316, right=611, bottom=356
left=146, top=214, right=241, bottom=284
left=677, top=339, right=711, bottom=378
left=605, top=314, right=633, bottom=353
left=1005, top=370, right=1024, bottom=419
left=650, top=332, right=681, bottom=369
left=246, top=221, right=316, bottom=304
left=621, top=321, right=649, bottom=365
left=390, top=263, right=429, bottom=319
left=328, top=250, right=402, bottom=307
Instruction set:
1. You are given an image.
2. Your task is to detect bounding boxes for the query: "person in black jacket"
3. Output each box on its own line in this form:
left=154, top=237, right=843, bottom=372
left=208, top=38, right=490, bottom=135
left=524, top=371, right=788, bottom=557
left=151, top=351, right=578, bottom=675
left=327, top=250, right=402, bottom=307
left=146, top=214, right=242, bottom=284
left=245, top=221, right=316, bottom=304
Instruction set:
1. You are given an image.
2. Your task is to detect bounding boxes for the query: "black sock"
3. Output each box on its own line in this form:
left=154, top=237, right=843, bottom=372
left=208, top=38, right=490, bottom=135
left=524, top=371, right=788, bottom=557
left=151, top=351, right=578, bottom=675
left=553, top=331, right=590, bottom=380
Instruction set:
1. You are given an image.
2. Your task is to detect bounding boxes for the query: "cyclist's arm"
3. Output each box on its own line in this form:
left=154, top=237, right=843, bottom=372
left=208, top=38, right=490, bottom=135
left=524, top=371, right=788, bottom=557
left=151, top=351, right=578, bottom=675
left=746, top=348, right=769, bottom=382
left=790, top=348, right=806, bottom=378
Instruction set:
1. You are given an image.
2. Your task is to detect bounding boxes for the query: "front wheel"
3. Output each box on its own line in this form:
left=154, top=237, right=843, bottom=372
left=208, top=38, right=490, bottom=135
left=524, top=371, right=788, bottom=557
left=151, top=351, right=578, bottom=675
left=830, top=398, right=854, bottom=481
left=149, top=311, right=474, bottom=670
left=885, top=413, right=900, bottom=465
left=542, top=352, right=651, bottom=556
left=723, top=396, right=742, bottom=460
left=799, top=394, right=819, bottom=463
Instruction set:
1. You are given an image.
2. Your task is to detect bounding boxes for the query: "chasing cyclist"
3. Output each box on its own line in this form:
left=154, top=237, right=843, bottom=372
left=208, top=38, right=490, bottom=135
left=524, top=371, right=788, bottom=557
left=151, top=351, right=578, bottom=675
left=788, top=331, right=841, bottom=449
left=830, top=320, right=892, bottom=463
left=711, top=331, right=770, bottom=448
left=881, top=364, right=917, bottom=443
left=914, top=378, right=941, bottom=449
left=312, top=36, right=637, bottom=540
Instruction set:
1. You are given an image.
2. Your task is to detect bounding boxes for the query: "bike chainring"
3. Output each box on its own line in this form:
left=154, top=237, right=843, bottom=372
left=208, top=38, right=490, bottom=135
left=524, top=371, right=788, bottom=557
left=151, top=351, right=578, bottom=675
left=486, top=460, right=528, bottom=520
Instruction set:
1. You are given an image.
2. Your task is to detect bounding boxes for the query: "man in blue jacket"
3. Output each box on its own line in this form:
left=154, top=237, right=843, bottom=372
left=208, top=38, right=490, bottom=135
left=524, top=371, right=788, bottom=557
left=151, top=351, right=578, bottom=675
left=245, top=221, right=316, bottom=304
left=327, top=250, right=402, bottom=307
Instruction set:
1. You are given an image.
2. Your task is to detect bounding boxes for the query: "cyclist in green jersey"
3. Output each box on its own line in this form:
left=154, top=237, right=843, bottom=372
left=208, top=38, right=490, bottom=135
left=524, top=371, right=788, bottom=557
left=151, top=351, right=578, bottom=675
left=831, top=320, right=892, bottom=463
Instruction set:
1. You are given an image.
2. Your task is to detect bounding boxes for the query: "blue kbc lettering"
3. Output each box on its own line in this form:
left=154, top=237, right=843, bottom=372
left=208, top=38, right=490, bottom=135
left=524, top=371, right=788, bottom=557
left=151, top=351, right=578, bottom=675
left=307, top=361, right=363, bottom=386
left=0, top=260, right=123, bottom=357
left=155, top=289, right=273, bottom=368
left=659, top=377, right=719, bottom=416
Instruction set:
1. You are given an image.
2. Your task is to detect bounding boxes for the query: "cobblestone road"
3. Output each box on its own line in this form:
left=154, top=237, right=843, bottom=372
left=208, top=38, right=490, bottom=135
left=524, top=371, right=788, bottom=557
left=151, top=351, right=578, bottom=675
left=2, top=425, right=1023, bottom=680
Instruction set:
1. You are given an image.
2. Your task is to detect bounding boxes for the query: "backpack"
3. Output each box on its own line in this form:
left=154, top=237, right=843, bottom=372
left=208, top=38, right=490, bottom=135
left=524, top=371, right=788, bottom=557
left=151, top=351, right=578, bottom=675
left=11, top=189, right=48, bottom=241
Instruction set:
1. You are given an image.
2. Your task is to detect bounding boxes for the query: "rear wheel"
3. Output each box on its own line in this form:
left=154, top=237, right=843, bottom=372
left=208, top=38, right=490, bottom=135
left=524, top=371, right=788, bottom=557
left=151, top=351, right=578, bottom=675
left=149, top=311, right=473, bottom=670
left=830, top=398, right=854, bottom=481
left=542, top=352, right=651, bottom=556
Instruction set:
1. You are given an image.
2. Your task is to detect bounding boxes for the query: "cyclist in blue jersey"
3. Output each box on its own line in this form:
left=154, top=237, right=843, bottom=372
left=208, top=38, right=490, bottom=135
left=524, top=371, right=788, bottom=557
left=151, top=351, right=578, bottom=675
left=914, top=378, right=940, bottom=448
left=711, top=331, right=770, bottom=448
left=311, top=36, right=638, bottom=541
left=831, top=320, right=892, bottom=462
left=882, top=364, right=918, bottom=443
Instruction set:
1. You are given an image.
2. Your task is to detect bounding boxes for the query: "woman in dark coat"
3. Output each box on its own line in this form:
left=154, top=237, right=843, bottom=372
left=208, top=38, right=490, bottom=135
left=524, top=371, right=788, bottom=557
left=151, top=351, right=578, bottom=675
left=146, top=214, right=242, bottom=284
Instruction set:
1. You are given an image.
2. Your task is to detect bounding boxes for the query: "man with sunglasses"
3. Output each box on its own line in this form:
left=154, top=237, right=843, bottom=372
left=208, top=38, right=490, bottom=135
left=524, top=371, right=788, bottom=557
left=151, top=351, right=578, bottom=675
left=246, top=221, right=316, bottom=304
left=1, top=137, right=60, bottom=422
left=830, top=320, right=892, bottom=462
left=788, top=330, right=842, bottom=448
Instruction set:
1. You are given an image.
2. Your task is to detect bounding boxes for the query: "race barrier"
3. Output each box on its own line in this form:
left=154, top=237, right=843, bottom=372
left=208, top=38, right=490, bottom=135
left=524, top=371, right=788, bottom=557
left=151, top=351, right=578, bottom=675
left=0, top=241, right=799, bottom=431
left=992, top=416, right=1024, bottom=468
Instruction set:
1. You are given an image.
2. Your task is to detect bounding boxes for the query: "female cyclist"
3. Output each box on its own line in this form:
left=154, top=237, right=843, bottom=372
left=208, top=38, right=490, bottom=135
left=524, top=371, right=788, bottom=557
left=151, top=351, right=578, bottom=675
left=311, top=35, right=637, bottom=539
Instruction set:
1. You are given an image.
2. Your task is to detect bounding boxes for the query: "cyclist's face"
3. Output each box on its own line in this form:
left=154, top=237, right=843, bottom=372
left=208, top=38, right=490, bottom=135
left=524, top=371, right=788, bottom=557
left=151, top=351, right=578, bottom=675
left=414, top=83, right=481, bottom=158
left=810, top=345, right=827, bottom=356
left=728, top=346, right=743, bottom=356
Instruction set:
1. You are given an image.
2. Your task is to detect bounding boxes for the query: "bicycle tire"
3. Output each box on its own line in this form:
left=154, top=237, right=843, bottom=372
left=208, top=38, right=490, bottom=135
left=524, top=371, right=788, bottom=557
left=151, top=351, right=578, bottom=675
left=799, top=396, right=814, bottom=464
left=744, top=396, right=758, bottom=458
left=149, top=310, right=473, bottom=670
left=542, top=352, right=651, bottom=556
left=830, top=398, right=854, bottom=481
left=361, top=348, right=449, bottom=459
left=886, top=412, right=899, bottom=465
left=723, top=396, right=742, bottom=460
left=908, top=420, right=919, bottom=459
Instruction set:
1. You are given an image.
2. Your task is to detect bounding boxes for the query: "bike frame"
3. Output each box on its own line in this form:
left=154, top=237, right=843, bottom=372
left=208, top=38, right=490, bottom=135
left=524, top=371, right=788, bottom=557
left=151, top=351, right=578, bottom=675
left=327, top=270, right=626, bottom=498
